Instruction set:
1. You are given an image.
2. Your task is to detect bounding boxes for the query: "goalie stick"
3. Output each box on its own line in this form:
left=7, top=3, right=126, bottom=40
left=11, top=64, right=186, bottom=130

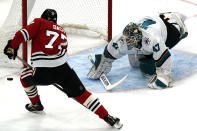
left=88, top=55, right=127, bottom=90
left=16, top=56, right=65, bottom=92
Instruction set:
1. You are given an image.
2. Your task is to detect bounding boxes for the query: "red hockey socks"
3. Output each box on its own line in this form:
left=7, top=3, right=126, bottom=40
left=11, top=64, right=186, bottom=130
left=20, top=68, right=40, bottom=104
left=23, top=85, right=40, bottom=104
left=74, top=90, right=108, bottom=119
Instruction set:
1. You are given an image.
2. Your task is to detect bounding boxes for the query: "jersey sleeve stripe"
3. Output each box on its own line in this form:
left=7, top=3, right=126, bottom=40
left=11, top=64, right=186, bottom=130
left=20, top=29, right=29, bottom=41
left=104, top=45, right=117, bottom=60
left=155, top=49, right=171, bottom=67
left=31, top=49, right=67, bottom=61
left=31, top=48, right=66, bottom=58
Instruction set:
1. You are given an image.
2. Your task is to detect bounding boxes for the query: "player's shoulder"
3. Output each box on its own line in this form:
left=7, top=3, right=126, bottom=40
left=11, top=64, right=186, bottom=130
left=33, top=18, right=58, bottom=25
left=33, top=18, right=66, bottom=34
left=28, top=18, right=45, bottom=26
left=33, top=18, right=52, bottom=24
left=32, top=18, right=43, bottom=23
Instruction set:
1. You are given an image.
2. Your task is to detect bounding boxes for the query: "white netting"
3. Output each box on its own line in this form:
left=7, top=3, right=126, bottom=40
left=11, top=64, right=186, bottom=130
left=0, top=0, right=110, bottom=69
left=28, top=0, right=109, bottom=39
left=0, top=0, right=23, bottom=68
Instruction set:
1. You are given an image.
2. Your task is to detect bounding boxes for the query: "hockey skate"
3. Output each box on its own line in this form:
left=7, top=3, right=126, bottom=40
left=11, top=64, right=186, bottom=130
left=25, top=101, right=44, bottom=113
left=104, top=114, right=123, bottom=129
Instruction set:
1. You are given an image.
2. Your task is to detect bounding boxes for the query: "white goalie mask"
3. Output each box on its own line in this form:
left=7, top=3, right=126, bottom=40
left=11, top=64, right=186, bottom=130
left=122, top=22, right=142, bottom=49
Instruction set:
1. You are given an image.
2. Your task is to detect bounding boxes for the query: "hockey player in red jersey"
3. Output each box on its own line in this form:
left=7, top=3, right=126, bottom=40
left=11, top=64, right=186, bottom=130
left=3, top=9, right=123, bottom=129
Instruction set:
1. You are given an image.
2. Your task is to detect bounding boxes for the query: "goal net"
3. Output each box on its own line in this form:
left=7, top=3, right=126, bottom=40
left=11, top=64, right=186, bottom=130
left=0, top=0, right=112, bottom=70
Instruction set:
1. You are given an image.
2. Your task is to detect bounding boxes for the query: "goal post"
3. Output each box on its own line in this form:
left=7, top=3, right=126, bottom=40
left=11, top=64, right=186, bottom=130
left=108, top=0, right=112, bottom=42
left=22, top=0, right=27, bottom=66
left=0, top=0, right=112, bottom=66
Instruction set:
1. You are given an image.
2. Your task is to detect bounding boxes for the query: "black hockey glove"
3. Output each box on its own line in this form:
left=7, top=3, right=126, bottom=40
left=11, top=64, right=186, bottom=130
left=4, top=40, right=18, bottom=60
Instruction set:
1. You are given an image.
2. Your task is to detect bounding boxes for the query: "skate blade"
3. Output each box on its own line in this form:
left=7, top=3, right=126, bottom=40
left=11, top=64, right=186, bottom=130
left=30, top=110, right=46, bottom=115
left=114, top=122, right=123, bottom=129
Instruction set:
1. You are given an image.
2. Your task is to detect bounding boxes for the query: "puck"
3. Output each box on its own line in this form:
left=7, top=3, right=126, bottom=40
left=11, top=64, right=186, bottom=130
left=7, top=77, right=13, bottom=81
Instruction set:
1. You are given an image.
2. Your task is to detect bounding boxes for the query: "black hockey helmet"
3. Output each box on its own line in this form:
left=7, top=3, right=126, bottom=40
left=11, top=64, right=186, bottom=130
left=41, top=9, right=57, bottom=23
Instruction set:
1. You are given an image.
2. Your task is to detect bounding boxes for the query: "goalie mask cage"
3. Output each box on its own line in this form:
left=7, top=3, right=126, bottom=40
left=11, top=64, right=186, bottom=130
left=0, top=0, right=112, bottom=68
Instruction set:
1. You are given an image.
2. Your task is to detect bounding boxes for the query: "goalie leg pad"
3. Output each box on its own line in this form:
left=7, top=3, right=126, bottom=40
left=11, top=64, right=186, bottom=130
left=148, top=69, right=173, bottom=89
left=87, top=54, right=113, bottom=79
left=148, top=75, right=171, bottom=89
left=139, top=56, right=156, bottom=77
left=160, top=12, right=188, bottom=49
left=155, top=77, right=168, bottom=88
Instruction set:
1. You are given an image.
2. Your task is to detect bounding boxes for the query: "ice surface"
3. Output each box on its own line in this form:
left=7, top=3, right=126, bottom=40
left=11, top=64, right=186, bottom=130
left=0, top=0, right=197, bottom=131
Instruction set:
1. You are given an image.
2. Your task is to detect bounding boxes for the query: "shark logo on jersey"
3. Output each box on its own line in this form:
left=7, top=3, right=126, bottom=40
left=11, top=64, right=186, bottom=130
left=140, top=19, right=156, bottom=30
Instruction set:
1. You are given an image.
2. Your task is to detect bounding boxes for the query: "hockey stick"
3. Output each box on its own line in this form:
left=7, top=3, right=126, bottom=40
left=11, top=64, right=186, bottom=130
left=16, top=56, right=65, bottom=92
left=88, top=55, right=127, bottom=90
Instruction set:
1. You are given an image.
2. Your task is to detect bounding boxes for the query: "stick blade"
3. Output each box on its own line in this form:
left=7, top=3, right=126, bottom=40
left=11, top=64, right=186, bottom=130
left=106, top=75, right=128, bottom=90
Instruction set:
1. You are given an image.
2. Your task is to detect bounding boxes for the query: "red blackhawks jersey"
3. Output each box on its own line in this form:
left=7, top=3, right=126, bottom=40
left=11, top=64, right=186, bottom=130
left=10, top=18, right=68, bottom=67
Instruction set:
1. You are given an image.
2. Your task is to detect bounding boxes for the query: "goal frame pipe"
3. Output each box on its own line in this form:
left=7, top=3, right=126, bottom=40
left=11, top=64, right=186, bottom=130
left=22, top=0, right=28, bottom=67
left=108, top=0, right=112, bottom=42
left=21, top=0, right=112, bottom=63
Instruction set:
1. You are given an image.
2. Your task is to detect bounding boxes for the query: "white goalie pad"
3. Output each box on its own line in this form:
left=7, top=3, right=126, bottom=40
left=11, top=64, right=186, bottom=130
left=162, top=12, right=188, bottom=37
left=148, top=68, right=173, bottom=89
left=87, top=54, right=113, bottom=79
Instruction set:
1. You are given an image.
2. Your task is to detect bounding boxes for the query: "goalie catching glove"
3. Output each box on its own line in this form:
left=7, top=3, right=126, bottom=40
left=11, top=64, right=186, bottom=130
left=4, top=40, right=18, bottom=60
left=148, top=68, right=173, bottom=89
left=87, top=54, right=114, bottom=79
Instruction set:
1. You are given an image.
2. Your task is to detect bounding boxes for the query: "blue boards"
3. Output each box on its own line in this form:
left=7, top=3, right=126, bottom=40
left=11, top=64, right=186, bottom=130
left=67, top=46, right=197, bottom=92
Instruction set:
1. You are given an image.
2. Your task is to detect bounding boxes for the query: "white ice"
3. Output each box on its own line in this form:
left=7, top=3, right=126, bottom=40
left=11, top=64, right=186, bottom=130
left=0, top=0, right=197, bottom=131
